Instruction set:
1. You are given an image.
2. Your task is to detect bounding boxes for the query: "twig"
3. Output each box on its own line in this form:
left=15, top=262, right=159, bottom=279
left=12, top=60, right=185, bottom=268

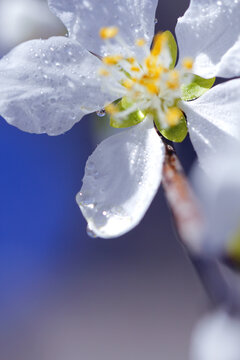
left=161, top=140, right=239, bottom=311
left=162, top=143, right=202, bottom=252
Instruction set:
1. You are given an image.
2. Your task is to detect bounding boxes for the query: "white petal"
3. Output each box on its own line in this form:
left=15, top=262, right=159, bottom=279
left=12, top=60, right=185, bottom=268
left=181, top=79, right=240, bottom=170
left=48, top=0, right=158, bottom=57
left=76, top=117, right=165, bottom=238
left=190, top=310, right=240, bottom=360
left=176, top=0, right=240, bottom=78
left=192, top=144, right=240, bottom=255
left=0, top=36, right=115, bottom=135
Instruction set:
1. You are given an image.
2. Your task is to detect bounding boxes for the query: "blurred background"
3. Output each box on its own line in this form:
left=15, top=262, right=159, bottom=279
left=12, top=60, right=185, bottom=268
left=0, top=1, right=210, bottom=359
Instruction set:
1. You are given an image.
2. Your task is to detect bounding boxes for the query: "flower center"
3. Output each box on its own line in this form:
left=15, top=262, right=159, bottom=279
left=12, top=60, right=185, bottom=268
left=98, top=27, right=193, bottom=129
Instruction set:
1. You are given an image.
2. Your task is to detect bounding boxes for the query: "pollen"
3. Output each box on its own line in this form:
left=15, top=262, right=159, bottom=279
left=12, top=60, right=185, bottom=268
left=151, top=32, right=168, bottom=57
left=103, top=55, right=123, bottom=65
left=166, top=107, right=183, bottom=126
left=99, top=68, right=110, bottom=76
left=122, top=79, right=134, bottom=89
left=131, top=66, right=140, bottom=72
left=135, top=38, right=146, bottom=47
left=127, top=57, right=135, bottom=64
left=166, top=70, right=180, bottom=89
left=182, top=57, right=193, bottom=70
left=99, top=26, right=119, bottom=39
left=145, top=55, right=158, bottom=70
left=146, top=83, right=159, bottom=95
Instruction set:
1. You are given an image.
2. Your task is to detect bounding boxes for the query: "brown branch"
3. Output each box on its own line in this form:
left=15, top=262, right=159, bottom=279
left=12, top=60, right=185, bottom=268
left=161, top=143, right=202, bottom=253
left=161, top=141, right=239, bottom=311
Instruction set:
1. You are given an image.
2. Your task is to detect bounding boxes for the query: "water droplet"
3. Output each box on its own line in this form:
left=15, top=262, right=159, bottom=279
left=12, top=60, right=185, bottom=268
left=87, top=161, right=94, bottom=169
left=154, top=18, right=158, bottom=24
left=87, top=225, right=98, bottom=238
left=96, top=109, right=106, bottom=117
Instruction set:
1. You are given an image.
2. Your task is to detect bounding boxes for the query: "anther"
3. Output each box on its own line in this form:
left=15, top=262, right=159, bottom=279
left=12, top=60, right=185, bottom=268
left=103, top=55, right=123, bottom=65
left=135, top=38, right=146, bottom=47
left=182, top=57, right=194, bottom=70
left=166, top=107, right=183, bottom=126
left=99, top=68, right=110, bottom=76
left=99, top=26, right=119, bottom=39
left=151, top=32, right=168, bottom=57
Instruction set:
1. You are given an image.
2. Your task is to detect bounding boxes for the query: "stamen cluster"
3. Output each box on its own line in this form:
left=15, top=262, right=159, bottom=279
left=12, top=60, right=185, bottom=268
left=99, top=26, right=193, bottom=128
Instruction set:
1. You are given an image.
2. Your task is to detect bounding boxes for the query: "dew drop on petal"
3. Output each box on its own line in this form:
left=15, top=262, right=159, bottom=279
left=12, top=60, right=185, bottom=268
left=154, top=18, right=158, bottom=24
left=86, top=225, right=98, bottom=238
left=96, top=108, right=106, bottom=117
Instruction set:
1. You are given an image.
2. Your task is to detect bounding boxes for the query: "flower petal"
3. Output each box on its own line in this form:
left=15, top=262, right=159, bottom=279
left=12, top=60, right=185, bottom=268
left=48, top=0, right=158, bottom=57
left=0, top=36, right=115, bottom=135
left=192, top=144, right=240, bottom=255
left=181, top=79, right=240, bottom=169
left=176, top=0, right=240, bottom=78
left=76, top=117, right=165, bottom=238
left=190, top=310, right=240, bottom=360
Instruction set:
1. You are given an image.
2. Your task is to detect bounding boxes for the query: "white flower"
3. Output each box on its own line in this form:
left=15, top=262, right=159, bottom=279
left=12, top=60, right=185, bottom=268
left=192, top=142, right=240, bottom=255
left=190, top=310, right=240, bottom=360
left=0, top=0, right=239, bottom=237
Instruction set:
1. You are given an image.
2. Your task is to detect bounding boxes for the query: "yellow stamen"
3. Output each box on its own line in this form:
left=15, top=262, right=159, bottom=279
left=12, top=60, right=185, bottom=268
left=146, top=83, right=159, bottom=95
left=166, top=107, right=182, bottom=126
left=105, top=103, right=118, bottom=115
left=122, top=79, right=134, bottom=89
left=182, top=57, right=193, bottom=70
left=148, top=65, right=164, bottom=79
left=103, top=55, right=123, bottom=65
left=131, top=66, right=140, bottom=72
left=135, top=38, right=146, bottom=47
left=166, top=80, right=179, bottom=90
left=126, top=57, right=135, bottom=64
left=99, top=26, right=119, bottom=39
left=166, top=71, right=180, bottom=89
left=151, top=32, right=168, bottom=57
left=145, top=55, right=157, bottom=69
left=99, top=68, right=110, bottom=76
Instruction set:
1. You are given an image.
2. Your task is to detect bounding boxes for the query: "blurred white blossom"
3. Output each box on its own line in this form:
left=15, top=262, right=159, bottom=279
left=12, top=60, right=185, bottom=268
left=190, top=310, right=240, bottom=360
left=192, top=143, right=240, bottom=255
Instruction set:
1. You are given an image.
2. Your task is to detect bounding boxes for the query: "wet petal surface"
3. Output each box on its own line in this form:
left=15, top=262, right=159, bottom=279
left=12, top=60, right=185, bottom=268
left=176, top=0, right=240, bottom=78
left=181, top=79, right=240, bottom=169
left=76, top=117, right=165, bottom=238
left=48, top=0, right=158, bottom=57
left=0, top=36, right=115, bottom=135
